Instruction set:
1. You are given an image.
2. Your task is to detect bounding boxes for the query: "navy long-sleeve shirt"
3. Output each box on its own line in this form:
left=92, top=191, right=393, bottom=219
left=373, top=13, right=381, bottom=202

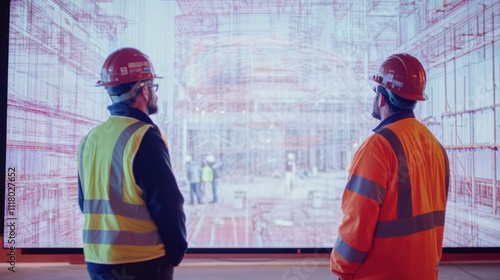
left=78, top=102, right=187, bottom=267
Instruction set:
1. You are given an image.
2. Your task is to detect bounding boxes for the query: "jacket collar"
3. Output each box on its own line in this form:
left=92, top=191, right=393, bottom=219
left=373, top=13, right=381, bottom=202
left=107, top=102, right=154, bottom=125
left=373, top=111, right=415, bottom=133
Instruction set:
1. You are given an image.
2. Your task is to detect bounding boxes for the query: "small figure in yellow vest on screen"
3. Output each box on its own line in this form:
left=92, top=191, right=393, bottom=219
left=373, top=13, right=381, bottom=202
left=330, top=54, right=450, bottom=280
left=200, top=157, right=214, bottom=201
left=77, top=48, right=187, bottom=280
left=206, top=154, right=221, bottom=203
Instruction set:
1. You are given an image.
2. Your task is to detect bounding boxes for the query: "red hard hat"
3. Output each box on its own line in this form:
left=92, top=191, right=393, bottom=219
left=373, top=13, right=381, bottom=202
left=370, top=53, right=427, bottom=101
left=96, top=48, right=162, bottom=87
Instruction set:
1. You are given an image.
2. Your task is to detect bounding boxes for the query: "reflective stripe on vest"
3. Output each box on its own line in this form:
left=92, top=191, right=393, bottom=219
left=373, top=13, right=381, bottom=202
left=80, top=121, right=162, bottom=246
left=334, top=237, right=367, bottom=264
left=373, top=128, right=446, bottom=238
left=376, top=128, right=412, bottom=218
left=345, top=174, right=386, bottom=204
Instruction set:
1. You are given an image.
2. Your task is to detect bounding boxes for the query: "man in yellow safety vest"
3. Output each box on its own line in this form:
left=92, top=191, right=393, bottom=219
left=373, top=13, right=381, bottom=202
left=78, top=47, right=187, bottom=280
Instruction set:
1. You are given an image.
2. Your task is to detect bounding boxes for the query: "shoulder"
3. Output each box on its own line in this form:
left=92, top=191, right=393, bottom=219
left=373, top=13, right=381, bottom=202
left=135, top=126, right=170, bottom=160
left=141, top=126, right=165, bottom=144
left=357, top=132, right=392, bottom=153
left=351, top=132, right=396, bottom=167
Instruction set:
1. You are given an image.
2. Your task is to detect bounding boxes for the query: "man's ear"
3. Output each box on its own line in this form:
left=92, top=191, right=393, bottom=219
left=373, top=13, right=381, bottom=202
left=378, top=93, right=386, bottom=107
left=138, top=85, right=149, bottom=100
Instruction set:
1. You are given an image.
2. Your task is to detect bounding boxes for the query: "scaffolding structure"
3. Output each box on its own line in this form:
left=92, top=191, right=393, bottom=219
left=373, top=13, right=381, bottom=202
left=6, top=0, right=123, bottom=247
left=171, top=0, right=500, bottom=247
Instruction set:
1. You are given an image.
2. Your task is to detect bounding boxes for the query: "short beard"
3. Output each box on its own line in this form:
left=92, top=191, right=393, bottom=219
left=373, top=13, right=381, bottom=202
left=372, top=102, right=381, bottom=120
left=147, top=95, right=158, bottom=115
left=147, top=103, right=158, bottom=115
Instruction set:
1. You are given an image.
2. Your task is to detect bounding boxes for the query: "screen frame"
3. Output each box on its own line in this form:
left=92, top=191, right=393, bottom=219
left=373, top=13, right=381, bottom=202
left=14, top=247, right=500, bottom=256
left=1, top=0, right=11, bottom=240
left=1, top=0, right=499, bottom=255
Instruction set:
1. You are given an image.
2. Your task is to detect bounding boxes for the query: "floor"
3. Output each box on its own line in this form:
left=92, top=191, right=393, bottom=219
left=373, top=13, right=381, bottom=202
left=0, top=258, right=499, bottom=279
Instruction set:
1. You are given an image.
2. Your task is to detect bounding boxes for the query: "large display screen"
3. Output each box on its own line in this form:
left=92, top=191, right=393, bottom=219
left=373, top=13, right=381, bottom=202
left=3, top=0, right=500, bottom=250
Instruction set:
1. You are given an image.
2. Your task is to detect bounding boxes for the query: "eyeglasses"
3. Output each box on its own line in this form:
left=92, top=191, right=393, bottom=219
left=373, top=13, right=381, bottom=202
left=146, top=84, right=159, bottom=92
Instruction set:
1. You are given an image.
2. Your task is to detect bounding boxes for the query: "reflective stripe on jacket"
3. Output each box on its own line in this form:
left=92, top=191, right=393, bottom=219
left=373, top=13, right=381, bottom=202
left=78, top=116, right=165, bottom=264
left=331, top=116, right=449, bottom=280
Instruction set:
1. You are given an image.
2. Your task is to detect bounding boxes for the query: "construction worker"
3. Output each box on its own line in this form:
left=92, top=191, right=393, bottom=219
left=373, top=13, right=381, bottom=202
left=330, top=53, right=449, bottom=280
left=77, top=48, right=187, bottom=280
left=285, top=152, right=296, bottom=193
left=206, top=155, right=221, bottom=203
left=200, top=158, right=214, bottom=201
left=186, top=154, right=203, bottom=204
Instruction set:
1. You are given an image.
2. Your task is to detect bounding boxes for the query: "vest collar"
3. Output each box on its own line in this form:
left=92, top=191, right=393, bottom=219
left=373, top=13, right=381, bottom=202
left=373, top=111, right=415, bottom=133
left=107, top=102, right=154, bottom=125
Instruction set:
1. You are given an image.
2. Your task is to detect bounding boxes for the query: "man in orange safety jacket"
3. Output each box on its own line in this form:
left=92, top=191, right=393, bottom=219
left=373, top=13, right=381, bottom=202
left=330, top=53, right=449, bottom=280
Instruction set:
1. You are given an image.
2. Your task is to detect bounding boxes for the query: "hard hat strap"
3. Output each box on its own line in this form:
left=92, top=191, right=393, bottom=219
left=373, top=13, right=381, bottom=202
left=109, top=90, right=138, bottom=102
left=378, top=86, right=416, bottom=111
left=109, top=80, right=146, bottom=103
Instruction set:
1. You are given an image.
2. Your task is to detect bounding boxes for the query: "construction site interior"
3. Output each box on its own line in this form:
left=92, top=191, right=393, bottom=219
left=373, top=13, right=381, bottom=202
left=4, top=0, right=500, bottom=250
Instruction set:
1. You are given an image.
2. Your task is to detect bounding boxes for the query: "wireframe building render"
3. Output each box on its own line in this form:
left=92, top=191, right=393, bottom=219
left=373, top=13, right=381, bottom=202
left=4, top=0, right=500, bottom=248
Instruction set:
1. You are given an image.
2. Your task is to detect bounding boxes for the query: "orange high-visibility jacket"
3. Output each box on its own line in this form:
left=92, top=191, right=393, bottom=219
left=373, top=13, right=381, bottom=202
left=331, top=114, right=449, bottom=280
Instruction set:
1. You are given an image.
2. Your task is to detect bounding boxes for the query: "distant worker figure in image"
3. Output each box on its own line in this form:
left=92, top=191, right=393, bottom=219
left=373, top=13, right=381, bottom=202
left=201, top=158, right=214, bottom=201
left=330, top=54, right=449, bottom=280
left=206, top=154, right=221, bottom=203
left=77, top=47, right=187, bottom=280
left=186, top=155, right=203, bottom=204
left=285, top=152, right=296, bottom=193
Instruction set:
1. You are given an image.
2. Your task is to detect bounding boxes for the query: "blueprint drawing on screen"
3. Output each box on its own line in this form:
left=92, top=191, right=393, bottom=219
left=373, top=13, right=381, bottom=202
left=4, top=0, right=500, bottom=248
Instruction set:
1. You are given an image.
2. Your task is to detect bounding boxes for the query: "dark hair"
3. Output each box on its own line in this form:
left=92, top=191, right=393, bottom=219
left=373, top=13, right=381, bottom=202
left=378, top=86, right=416, bottom=112
left=382, top=93, right=406, bottom=112
left=106, top=81, right=137, bottom=96
left=106, top=80, right=151, bottom=104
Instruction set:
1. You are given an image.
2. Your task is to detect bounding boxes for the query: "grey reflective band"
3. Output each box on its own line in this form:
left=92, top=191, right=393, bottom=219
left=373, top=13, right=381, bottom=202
left=374, top=210, right=446, bottom=238
left=83, top=199, right=152, bottom=220
left=371, top=128, right=448, bottom=238
left=109, top=121, right=148, bottom=201
left=375, top=128, right=413, bottom=219
left=334, top=237, right=367, bottom=263
left=83, top=229, right=162, bottom=246
left=346, top=174, right=386, bottom=204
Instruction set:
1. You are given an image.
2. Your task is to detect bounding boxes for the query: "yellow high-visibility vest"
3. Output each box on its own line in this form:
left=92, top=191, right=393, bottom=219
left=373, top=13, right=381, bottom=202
left=78, top=116, right=165, bottom=264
